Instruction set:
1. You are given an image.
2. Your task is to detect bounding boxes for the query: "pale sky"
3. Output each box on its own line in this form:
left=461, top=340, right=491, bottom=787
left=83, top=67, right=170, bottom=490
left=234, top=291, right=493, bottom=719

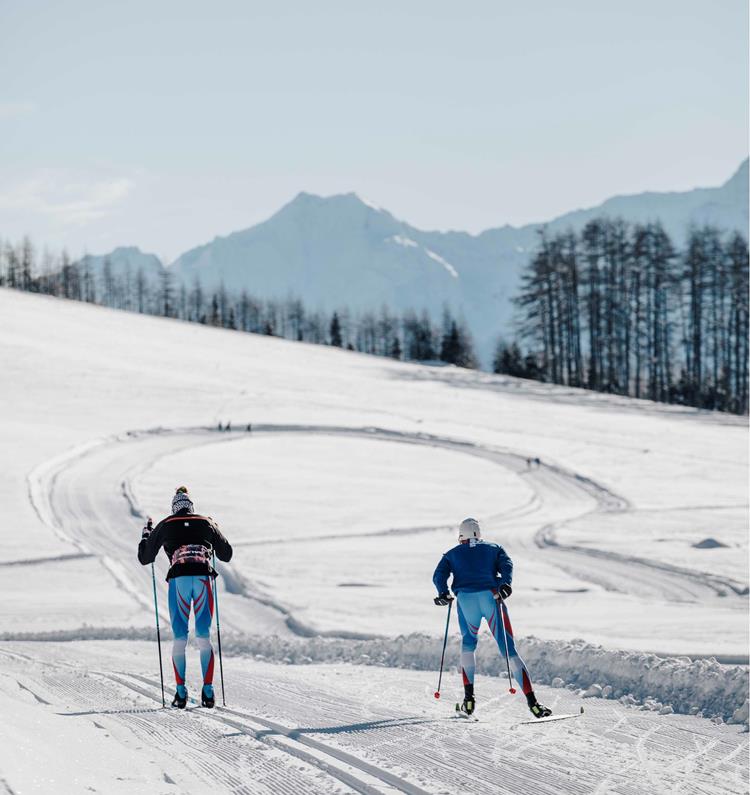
left=1, top=0, right=747, bottom=261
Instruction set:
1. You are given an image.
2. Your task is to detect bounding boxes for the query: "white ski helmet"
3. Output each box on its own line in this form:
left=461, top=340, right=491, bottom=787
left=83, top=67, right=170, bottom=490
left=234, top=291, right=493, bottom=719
left=458, top=517, right=482, bottom=542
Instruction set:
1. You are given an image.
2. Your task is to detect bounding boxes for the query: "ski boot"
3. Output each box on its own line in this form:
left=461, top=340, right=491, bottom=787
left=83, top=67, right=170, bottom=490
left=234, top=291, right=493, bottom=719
left=201, top=685, right=215, bottom=709
left=172, top=686, right=188, bottom=709
left=457, top=683, right=476, bottom=716
left=526, top=692, right=552, bottom=719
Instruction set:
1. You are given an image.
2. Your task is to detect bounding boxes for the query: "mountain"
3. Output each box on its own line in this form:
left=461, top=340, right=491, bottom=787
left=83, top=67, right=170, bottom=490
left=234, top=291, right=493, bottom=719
left=85, top=161, right=748, bottom=364
left=535, top=158, right=749, bottom=244
left=77, top=246, right=163, bottom=284
left=169, top=160, right=747, bottom=362
left=171, top=192, right=468, bottom=313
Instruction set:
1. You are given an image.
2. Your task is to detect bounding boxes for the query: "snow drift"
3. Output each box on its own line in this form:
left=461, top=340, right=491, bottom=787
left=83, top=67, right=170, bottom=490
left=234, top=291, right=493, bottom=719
left=4, top=626, right=746, bottom=724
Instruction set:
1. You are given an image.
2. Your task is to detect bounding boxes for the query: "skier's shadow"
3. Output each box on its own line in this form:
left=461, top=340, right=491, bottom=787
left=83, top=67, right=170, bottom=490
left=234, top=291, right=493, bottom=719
left=58, top=706, right=189, bottom=717
left=223, top=716, right=439, bottom=740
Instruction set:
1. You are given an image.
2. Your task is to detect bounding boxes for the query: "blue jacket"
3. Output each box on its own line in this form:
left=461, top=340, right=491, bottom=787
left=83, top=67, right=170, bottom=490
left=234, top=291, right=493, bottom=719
left=433, top=540, right=513, bottom=594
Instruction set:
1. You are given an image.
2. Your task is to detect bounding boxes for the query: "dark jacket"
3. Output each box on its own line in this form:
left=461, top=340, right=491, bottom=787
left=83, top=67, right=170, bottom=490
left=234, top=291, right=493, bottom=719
left=432, top=540, right=513, bottom=594
left=137, top=508, right=233, bottom=580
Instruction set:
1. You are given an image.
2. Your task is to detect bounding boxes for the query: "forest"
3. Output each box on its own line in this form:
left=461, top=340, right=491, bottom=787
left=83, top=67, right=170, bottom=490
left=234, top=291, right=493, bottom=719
left=497, top=220, right=748, bottom=414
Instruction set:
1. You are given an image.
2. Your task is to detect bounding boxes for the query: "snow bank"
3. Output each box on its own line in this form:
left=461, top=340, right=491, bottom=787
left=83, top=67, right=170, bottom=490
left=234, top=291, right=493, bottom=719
left=5, top=628, right=747, bottom=723
left=517, top=637, right=749, bottom=723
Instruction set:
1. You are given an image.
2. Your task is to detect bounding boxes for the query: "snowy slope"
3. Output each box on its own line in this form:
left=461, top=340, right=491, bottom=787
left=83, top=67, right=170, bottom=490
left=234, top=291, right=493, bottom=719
left=0, top=289, right=747, bottom=793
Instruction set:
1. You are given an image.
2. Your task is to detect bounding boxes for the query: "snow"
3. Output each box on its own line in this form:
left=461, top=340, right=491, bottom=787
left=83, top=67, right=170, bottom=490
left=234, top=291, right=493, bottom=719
left=424, top=248, right=459, bottom=278
left=1, top=640, right=748, bottom=795
left=387, top=234, right=419, bottom=248
left=357, top=194, right=383, bottom=212
left=1, top=626, right=746, bottom=722
left=0, top=288, right=748, bottom=793
left=387, top=236, right=460, bottom=279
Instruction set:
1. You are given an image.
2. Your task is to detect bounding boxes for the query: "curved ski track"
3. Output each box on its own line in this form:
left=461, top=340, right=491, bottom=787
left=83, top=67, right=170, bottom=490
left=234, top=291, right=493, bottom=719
left=27, top=424, right=744, bottom=638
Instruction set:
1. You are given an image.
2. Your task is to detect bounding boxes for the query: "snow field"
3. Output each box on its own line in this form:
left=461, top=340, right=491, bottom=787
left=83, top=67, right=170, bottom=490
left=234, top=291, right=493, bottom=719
left=129, top=429, right=748, bottom=655
left=133, top=433, right=528, bottom=541
left=556, top=506, right=749, bottom=588
left=1, top=641, right=748, bottom=795
left=1, top=290, right=749, bottom=793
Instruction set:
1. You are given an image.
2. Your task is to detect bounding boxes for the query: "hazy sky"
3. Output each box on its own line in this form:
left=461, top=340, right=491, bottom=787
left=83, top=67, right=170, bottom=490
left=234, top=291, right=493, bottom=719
left=1, top=0, right=747, bottom=261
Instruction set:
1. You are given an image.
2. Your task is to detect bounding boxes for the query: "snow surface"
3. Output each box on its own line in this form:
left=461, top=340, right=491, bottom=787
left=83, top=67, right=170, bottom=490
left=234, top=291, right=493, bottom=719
left=388, top=234, right=419, bottom=249
left=424, top=249, right=459, bottom=278
left=0, top=288, right=748, bottom=793
left=1, top=641, right=748, bottom=795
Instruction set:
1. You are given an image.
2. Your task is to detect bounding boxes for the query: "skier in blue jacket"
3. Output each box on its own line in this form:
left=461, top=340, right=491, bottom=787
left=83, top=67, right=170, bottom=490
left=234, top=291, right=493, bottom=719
left=433, top=517, right=551, bottom=718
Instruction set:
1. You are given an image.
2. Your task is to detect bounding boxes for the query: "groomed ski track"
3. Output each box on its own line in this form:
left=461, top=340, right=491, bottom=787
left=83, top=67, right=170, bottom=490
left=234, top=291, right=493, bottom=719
left=1, top=642, right=747, bottom=795
left=6, top=423, right=747, bottom=794
left=27, top=423, right=746, bottom=635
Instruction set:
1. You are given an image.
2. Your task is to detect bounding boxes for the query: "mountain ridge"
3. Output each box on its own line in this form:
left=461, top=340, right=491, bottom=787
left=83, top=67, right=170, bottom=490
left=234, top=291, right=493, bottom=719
left=78, top=160, right=749, bottom=363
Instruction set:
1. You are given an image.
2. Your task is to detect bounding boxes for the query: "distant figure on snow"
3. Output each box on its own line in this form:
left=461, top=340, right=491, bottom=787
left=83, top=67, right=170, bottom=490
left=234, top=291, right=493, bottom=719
left=138, top=486, right=233, bottom=709
left=432, top=517, right=551, bottom=719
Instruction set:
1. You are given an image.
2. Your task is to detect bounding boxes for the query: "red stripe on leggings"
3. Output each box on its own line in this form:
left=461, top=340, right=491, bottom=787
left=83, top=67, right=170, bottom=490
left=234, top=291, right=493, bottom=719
left=204, top=651, right=215, bottom=685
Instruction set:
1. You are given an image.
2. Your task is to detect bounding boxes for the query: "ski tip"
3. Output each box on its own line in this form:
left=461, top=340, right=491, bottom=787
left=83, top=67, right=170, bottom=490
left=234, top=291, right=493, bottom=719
left=434, top=691, right=441, bottom=699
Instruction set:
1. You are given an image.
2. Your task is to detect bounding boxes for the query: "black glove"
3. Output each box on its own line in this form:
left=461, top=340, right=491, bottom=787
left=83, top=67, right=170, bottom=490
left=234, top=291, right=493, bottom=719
left=434, top=592, right=454, bottom=606
left=141, top=517, right=153, bottom=539
left=494, top=583, right=512, bottom=600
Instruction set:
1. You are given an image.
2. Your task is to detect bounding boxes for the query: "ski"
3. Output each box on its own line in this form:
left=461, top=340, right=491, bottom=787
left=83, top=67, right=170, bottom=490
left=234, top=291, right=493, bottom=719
left=516, top=707, right=584, bottom=725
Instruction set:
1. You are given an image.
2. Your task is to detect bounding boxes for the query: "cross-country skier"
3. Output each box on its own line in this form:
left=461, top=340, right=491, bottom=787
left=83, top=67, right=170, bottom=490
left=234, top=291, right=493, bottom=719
left=138, top=486, right=233, bottom=709
left=432, top=517, right=551, bottom=719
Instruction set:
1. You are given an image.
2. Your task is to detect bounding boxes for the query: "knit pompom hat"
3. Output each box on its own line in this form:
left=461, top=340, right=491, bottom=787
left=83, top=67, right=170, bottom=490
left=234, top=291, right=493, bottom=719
left=172, top=486, right=194, bottom=514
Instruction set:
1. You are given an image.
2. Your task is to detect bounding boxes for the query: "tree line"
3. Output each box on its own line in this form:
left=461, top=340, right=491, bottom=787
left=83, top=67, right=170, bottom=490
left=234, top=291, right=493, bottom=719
left=0, top=239, right=478, bottom=369
left=496, top=220, right=749, bottom=414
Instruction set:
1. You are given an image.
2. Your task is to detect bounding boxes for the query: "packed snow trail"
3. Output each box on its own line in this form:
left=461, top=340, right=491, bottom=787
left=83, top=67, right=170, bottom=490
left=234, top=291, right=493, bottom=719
left=27, top=424, right=745, bottom=640
left=0, top=642, right=747, bottom=795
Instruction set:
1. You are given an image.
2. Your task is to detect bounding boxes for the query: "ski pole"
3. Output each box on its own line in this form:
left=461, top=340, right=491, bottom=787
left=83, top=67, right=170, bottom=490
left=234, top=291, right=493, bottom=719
left=496, top=596, right=517, bottom=694
left=150, top=560, right=166, bottom=707
left=212, top=552, right=226, bottom=706
left=434, top=599, right=453, bottom=699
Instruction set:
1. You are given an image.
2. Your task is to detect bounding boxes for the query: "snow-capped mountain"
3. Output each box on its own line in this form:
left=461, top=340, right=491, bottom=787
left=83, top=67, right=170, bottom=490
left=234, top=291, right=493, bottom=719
left=85, top=160, right=749, bottom=362
left=169, top=160, right=748, bottom=359
left=172, top=191, right=469, bottom=314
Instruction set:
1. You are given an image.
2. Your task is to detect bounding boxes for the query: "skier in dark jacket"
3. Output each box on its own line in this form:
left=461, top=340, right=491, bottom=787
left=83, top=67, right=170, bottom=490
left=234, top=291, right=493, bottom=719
left=138, top=486, right=233, bottom=708
left=433, top=517, right=551, bottom=719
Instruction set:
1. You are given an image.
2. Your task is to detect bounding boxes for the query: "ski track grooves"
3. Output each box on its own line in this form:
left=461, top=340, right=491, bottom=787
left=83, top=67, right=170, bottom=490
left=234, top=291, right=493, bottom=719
left=0, top=647, right=424, bottom=795
left=117, top=671, right=429, bottom=795
left=1, top=646, right=747, bottom=795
